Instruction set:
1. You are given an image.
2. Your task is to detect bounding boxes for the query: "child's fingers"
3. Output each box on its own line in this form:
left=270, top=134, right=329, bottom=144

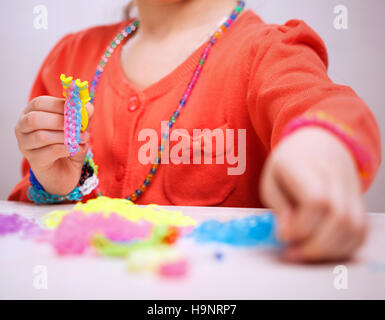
left=278, top=198, right=326, bottom=244
left=272, top=162, right=329, bottom=243
left=277, top=161, right=328, bottom=213
left=284, top=213, right=353, bottom=262
left=333, top=195, right=368, bottom=255
left=20, top=130, right=65, bottom=151
left=21, top=130, right=89, bottom=151
left=260, top=165, right=292, bottom=214
left=18, top=111, right=64, bottom=133
left=260, top=165, right=294, bottom=239
left=282, top=176, right=367, bottom=262
left=24, top=96, right=65, bottom=115
left=284, top=200, right=366, bottom=262
left=26, top=144, right=70, bottom=167
left=281, top=173, right=337, bottom=244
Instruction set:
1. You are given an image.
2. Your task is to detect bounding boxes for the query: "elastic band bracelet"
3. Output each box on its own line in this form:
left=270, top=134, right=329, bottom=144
left=27, top=178, right=82, bottom=204
left=78, top=152, right=99, bottom=196
left=60, top=74, right=90, bottom=157
left=27, top=151, right=99, bottom=204
left=281, top=111, right=373, bottom=189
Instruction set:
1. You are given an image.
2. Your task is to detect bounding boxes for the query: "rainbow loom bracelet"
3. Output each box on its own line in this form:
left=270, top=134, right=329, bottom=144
left=28, top=169, right=82, bottom=204
left=28, top=151, right=98, bottom=204
left=282, top=111, right=373, bottom=189
left=61, top=74, right=90, bottom=157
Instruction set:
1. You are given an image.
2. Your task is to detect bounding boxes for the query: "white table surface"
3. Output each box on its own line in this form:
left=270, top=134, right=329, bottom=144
left=0, top=200, right=384, bottom=300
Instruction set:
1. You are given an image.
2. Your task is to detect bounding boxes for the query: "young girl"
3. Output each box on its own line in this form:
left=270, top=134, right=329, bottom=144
left=11, top=0, right=381, bottom=262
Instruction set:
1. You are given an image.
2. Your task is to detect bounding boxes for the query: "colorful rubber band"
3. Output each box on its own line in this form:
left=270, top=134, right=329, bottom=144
left=282, top=111, right=373, bottom=189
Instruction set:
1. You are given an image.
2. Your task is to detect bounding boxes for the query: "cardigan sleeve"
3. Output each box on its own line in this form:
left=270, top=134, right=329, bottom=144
left=247, top=19, right=381, bottom=191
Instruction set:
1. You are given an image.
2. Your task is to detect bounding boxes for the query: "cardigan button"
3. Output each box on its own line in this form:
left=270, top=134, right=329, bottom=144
left=127, top=95, right=140, bottom=112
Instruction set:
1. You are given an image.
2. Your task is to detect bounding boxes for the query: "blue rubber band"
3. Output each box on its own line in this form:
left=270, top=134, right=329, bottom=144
left=29, top=168, right=44, bottom=191
left=28, top=169, right=83, bottom=204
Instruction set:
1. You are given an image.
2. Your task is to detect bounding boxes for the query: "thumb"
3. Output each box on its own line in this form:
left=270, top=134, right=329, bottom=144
left=260, top=164, right=294, bottom=241
left=85, top=102, right=94, bottom=120
left=71, top=140, right=90, bottom=164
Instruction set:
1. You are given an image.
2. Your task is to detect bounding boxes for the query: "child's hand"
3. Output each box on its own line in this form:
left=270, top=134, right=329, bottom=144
left=260, top=127, right=367, bottom=262
left=14, top=96, right=94, bottom=196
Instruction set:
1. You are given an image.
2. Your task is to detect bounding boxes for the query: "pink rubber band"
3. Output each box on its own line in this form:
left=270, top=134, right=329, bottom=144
left=282, top=111, right=373, bottom=189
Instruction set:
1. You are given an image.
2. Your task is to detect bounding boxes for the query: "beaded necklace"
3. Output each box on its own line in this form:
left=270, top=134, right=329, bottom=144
left=89, top=1, right=245, bottom=202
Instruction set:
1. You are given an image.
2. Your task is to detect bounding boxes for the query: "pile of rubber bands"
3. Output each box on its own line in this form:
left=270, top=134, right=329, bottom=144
left=0, top=197, right=278, bottom=279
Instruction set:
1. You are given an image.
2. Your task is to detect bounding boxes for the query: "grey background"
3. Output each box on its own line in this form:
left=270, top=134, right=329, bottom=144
left=0, top=0, right=384, bottom=211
